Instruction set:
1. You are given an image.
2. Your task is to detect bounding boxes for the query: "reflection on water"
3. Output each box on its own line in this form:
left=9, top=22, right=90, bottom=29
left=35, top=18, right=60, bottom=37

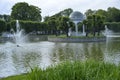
left=0, top=38, right=120, bottom=77
left=104, top=37, right=120, bottom=64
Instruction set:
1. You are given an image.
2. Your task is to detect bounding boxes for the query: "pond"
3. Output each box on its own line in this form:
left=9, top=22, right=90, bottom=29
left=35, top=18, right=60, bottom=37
left=0, top=37, right=120, bottom=77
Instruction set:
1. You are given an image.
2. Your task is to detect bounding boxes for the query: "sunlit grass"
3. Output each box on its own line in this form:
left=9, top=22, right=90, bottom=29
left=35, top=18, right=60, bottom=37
left=1, top=60, right=120, bottom=80
left=28, top=60, right=120, bottom=80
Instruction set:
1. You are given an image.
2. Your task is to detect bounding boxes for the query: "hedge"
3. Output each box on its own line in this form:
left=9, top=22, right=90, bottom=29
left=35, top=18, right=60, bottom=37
left=105, top=22, right=120, bottom=32
left=7, top=20, right=48, bottom=33
left=0, top=19, right=6, bottom=33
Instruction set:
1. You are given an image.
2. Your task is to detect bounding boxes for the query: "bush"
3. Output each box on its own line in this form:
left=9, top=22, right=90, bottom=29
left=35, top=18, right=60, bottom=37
left=105, top=22, right=120, bottom=32
left=7, top=20, right=48, bottom=34
left=0, top=19, right=6, bottom=33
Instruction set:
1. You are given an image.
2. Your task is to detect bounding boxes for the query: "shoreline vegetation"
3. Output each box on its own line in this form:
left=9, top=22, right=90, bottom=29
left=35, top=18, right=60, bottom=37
left=1, top=59, right=120, bottom=80
left=48, top=34, right=106, bottom=42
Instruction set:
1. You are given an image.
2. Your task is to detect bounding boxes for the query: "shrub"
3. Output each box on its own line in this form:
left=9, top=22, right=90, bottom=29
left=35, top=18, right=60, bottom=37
left=105, top=22, right=120, bottom=32
left=0, top=19, right=6, bottom=33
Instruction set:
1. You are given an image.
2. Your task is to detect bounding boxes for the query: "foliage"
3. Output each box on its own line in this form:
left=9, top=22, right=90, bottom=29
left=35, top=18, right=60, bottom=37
left=0, top=14, right=11, bottom=22
left=107, top=7, right=120, bottom=22
left=7, top=20, right=47, bottom=34
left=85, top=7, right=120, bottom=22
left=0, top=74, right=27, bottom=80
left=1, top=60, right=120, bottom=80
left=11, top=2, right=42, bottom=21
left=27, top=60, right=120, bottom=80
left=84, top=14, right=105, bottom=36
left=44, top=11, right=72, bottom=36
left=85, top=9, right=96, bottom=16
left=52, top=8, right=73, bottom=18
left=105, top=22, right=120, bottom=32
left=0, top=20, right=6, bottom=33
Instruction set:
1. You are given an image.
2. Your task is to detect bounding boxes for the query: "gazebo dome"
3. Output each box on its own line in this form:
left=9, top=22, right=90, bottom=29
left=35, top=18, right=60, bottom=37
left=70, top=11, right=85, bottom=22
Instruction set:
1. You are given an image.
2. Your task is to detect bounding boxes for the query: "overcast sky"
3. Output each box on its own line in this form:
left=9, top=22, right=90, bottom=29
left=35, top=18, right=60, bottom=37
left=0, top=0, right=120, bottom=17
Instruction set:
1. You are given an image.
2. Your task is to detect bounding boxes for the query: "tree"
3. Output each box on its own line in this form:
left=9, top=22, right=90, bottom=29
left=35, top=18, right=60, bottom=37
left=85, top=9, right=96, bottom=16
left=47, top=17, right=58, bottom=35
left=106, top=7, right=120, bottom=22
left=60, top=8, right=73, bottom=17
left=59, top=16, right=70, bottom=37
left=95, top=9, right=107, bottom=21
left=85, top=14, right=104, bottom=36
left=52, top=8, right=73, bottom=18
left=0, top=14, right=11, bottom=22
left=0, top=20, right=6, bottom=33
left=11, top=2, right=42, bottom=21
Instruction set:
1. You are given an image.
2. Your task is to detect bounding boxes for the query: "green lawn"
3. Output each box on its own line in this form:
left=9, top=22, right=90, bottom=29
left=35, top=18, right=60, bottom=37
left=49, top=33, right=105, bottom=39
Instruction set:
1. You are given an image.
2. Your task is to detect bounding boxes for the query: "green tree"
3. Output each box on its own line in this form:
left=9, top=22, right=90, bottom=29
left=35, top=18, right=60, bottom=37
left=52, top=8, right=73, bottom=18
left=96, top=9, right=107, bottom=21
left=47, top=17, right=58, bottom=35
left=107, top=7, right=120, bottom=22
left=85, top=9, right=95, bottom=16
left=11, top=2, right=42, bottom=21
left=0, top=20, right=6, bottom=33
left=59, top=16, right=70, bottom=37
left=0, top=14, right=11, bottom=22
left=60, top=8, right=73, bottom=17
left=85, top=14, right=104, bottom=36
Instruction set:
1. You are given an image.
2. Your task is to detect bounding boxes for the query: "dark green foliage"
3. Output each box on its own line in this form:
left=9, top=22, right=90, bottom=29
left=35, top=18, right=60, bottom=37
left=0, top=20, right=6, bottom=33
left=11, top=2, right=42, bottom=21
left=7, top=20, right=47, bottom=33
left=84, top=14, right=104, bottom=36
left=85, top=7, right=120, bottom=22
left=0, top=14, right=11, bottom=22
left=52, top=8, right=73, bottom=18
left=105, top=22, right=120, bottom=32
left=107, top=7, right=120, bottom=22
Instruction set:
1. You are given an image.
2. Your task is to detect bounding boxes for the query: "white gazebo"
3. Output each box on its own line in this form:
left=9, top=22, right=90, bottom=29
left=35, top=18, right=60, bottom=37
left=69, top=11, right=85, bottom=36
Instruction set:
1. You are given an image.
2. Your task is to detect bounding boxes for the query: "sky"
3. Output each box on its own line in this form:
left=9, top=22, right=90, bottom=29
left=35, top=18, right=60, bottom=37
left=0, top=0, right=120, bottom=17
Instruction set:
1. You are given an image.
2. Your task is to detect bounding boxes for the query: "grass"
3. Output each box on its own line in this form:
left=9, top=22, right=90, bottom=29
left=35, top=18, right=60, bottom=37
left=49, top=33, right=105, bottom=39
left=1, top=59, right=120, bottom=80
left=0, top=74, right=28, bottom=80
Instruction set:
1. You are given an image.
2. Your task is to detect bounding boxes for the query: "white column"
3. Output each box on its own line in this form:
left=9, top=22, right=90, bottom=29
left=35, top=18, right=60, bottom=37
left=82, top=24, right=86, bottom=36
left=75, top=22, right=78, bottom=36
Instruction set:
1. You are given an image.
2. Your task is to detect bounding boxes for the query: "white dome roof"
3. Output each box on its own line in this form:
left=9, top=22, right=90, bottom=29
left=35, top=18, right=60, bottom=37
left=70, top=11, right=85, bottom=22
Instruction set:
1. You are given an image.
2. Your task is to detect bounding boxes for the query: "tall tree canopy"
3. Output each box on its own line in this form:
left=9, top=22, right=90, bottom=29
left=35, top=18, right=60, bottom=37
left=85, top=7, right=120, bottom=22
left=107, top=7, right=120, bottom=22
left=11, top=2, right=42, bottom=21
left=51, top=8, right=73, bottom=18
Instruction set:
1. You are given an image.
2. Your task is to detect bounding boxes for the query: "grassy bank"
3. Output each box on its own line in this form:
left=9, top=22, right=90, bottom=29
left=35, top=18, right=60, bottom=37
left=49, top=34, right=105, bottom=39
left=1, top=60, right=120, bottom=80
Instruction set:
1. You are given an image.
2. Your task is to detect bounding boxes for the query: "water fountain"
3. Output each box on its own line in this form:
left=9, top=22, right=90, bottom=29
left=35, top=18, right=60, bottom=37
left=14, top=20, right=28, bottom=45
left=103, top=25, right=120, bottom=38
left=103, top=25, right=113, bottom=37
left=0, top=20, right=55, bottom=78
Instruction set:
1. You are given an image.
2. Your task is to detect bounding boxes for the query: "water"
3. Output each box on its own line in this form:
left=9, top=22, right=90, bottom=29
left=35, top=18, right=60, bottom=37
left=0, top=39, right=120, bottom=77
left=14, top=20, right=28, bottom=44
left=0, top=21, right=120, bottom=77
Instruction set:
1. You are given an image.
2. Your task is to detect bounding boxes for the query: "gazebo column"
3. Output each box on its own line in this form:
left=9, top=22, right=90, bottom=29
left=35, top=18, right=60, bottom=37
left=75, top=22, right=78, bottom=36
